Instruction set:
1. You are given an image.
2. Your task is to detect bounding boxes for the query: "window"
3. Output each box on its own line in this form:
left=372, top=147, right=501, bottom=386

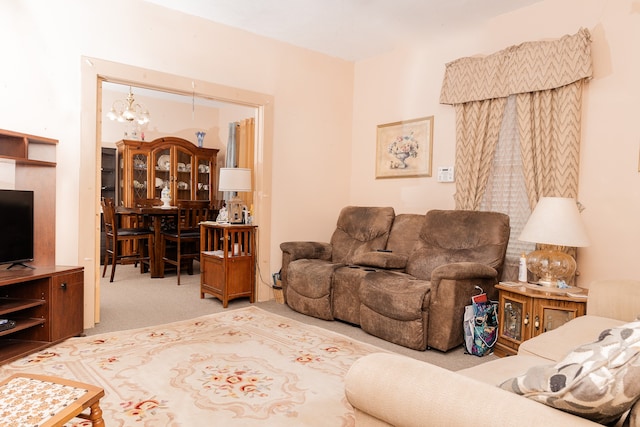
left=480, top=96, right=534, bottom=281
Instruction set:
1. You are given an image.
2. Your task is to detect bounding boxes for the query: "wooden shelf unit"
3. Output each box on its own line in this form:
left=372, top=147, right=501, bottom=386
left=0, top=128, right=57, bottom=166
left=200, top=223, right=257, bottom=307
left=0, top=266, right=84, bottom=365
left=0, top=128, right=57, bottom=267
left=0, top=129, right=83, bottom=365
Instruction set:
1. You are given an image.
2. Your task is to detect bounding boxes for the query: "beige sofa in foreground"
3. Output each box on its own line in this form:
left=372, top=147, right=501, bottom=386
left=345, top=279, right=640, bottom=427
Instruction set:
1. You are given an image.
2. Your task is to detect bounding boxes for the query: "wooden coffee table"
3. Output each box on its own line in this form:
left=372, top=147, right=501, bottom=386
left=0, top=373, right=105, bottom=427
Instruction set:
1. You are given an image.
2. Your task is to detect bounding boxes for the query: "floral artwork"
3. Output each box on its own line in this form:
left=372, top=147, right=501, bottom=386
left=376, top=116, right=433, bottom=178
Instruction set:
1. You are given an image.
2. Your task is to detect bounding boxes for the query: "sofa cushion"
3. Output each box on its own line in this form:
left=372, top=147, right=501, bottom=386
left=385, top=213, right=425, bottom=255
left=459, top=355, right=549, bottom=386
left=518, top=315, right=627, bottom=362
left=360, top=271, right=431, bottom=321
left=500, top=320, right=640, bottom=425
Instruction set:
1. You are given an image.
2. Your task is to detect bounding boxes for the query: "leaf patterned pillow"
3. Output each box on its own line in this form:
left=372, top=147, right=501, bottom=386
left=500, top=321, right=640, bottom=425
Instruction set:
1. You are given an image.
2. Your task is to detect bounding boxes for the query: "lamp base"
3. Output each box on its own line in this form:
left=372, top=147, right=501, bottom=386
left=526, top=246, right=576, bottom=288
left=227, top=196, right=244, bottom=224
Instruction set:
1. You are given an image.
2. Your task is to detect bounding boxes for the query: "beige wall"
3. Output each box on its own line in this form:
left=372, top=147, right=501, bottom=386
left=352, top=0, right=640, bottom=287
left=1, top=0, right=354, bottom=327
left=0, top=0, right=637, bottom=329
left=101, top=87, right=255, bottom=153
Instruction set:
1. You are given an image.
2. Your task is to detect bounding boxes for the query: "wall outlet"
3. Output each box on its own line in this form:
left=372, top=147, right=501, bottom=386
left=437, top=166, right=455, bottom=182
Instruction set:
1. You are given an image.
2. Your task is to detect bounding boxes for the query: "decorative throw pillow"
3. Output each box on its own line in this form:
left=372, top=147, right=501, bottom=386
left=500, top=320, right=640, bottom=425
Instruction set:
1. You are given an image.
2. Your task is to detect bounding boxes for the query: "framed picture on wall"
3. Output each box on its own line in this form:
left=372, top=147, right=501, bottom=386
left=375, top=116, right=433, bottom=179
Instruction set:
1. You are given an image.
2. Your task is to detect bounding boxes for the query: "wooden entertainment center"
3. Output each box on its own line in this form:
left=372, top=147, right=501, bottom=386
left=0, top=129, right=84, bottom=364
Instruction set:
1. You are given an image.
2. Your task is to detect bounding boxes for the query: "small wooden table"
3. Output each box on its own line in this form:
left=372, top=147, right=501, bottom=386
left=200, top=222, right=257, bottom=307
left=117, top=206, right=178, bottom=278
left=494, top=282, right=588, bottom=357
left=0, top=373, right=105, bottom=426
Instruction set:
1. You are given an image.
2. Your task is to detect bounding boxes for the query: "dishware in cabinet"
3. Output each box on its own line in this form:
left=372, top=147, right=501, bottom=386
left=116, top=136, right=218, bottom=207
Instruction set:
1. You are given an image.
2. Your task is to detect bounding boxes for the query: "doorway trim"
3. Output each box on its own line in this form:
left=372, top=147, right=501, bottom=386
left=80, top=56, right=273, bottom=327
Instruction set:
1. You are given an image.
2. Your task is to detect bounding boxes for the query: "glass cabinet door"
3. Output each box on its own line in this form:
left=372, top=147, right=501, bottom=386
left=540, top=306, right=578, bottom=333
left=499, top=292, right=531, bottom=346
left=175, top=147, right=193, bottom=201
left=502, top=300, right=523, bottom=341
left=131, top=151, right=149, bottom=203
left=195, top=156, right=211, bottom=201
left=152, top=147, right=171, bottom=200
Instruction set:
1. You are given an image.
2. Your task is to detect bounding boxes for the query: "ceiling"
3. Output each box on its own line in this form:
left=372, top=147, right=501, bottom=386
left=143, top=0, right=543, bottom=61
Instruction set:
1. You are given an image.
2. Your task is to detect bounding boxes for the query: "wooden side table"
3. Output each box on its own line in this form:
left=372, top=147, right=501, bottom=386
left=494, top=282, right=588, bottom=357
left=200, top=222, right=257, bottom=307
left=0, top=373, right=105, bottom=427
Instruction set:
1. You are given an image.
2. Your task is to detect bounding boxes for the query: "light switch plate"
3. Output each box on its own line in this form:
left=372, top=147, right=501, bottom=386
left=437, top=166, right=455, bottom=182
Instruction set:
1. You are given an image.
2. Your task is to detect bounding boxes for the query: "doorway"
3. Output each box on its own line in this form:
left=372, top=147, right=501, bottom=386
left=81, top=56, right=274, bottom=328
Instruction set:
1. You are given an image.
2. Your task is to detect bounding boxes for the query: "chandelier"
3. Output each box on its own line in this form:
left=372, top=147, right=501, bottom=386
left=106, top=87, right=150, bottom=125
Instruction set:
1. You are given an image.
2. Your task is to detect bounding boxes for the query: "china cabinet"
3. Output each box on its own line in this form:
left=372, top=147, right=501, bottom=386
left=493, top=282, right=588, bottom=357
left=116, top=136, right=218, bottom=207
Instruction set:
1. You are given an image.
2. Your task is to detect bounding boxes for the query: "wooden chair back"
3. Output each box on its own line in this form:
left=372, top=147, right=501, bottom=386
left=134, top=198, right=162, bottom=208
left=101, top=197, right=117, bottom=236
left=176, top=200, right=211, bottom=231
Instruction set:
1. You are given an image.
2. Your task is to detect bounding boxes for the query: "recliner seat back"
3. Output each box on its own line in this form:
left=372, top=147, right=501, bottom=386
left=406, top=209, right=511, bottom=280
left=329, top=206, right=395, bottom=264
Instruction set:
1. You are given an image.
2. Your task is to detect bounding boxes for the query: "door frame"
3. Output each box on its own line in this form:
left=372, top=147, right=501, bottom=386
left=80, top=56, right=273, bottom=327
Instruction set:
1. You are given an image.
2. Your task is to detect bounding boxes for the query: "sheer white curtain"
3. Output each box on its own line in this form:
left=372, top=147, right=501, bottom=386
left=480, top=96, right=534, bottom=281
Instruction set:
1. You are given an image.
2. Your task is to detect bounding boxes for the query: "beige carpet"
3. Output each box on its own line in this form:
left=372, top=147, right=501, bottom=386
left=0, top=306, right=388, bottom=426
left=93, top=263, right=496, bottom=372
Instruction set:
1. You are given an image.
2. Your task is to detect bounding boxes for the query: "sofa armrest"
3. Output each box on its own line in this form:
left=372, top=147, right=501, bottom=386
left=280, top=241, right=332, bottom=289
left=280, top=241, right=333, bottom=261
left=345, top=353, right=600, bottom=427
left=587, top=279, right=640, bottom=321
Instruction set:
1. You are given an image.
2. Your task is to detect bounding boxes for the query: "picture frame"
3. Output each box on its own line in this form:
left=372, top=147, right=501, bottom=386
left=375, top=116, right=433, bottom=179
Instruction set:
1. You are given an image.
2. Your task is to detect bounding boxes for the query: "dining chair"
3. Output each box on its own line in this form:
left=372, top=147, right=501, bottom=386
left=161, top=200, right=211, bottom=285
left=101, top=197, right=155, bottom=282
left=131, top=198, right=163, bottom=272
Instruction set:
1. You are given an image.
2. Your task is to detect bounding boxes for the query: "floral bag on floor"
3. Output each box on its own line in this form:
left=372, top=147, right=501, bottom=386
left=464, top=286, right=498, bottom=357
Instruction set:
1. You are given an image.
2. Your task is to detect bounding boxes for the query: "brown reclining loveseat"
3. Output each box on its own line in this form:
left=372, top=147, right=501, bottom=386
left=280, top=206, right=510, bottom=351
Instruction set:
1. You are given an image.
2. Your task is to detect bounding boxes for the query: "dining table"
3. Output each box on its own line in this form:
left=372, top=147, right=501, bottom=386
left=115, top=205, right=178, bottom=278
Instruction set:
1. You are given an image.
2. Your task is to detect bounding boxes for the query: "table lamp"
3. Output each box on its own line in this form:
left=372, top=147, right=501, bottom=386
left=219, top=168, right=252, bottom=224
left=519, top=197, right=590, bottom=287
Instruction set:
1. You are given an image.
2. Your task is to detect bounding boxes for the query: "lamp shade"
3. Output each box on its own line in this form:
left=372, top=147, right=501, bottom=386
left=219, top=168, right=252, bottom=192
left=519, top=197, right=590, bottom=247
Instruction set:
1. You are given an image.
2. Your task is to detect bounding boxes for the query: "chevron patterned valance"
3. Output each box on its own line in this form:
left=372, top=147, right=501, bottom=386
left=440, top=28, right=592, bottom=105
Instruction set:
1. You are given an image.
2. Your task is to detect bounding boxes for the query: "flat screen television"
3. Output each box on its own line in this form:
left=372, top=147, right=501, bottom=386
left=0, top=189, right=34, bottom=268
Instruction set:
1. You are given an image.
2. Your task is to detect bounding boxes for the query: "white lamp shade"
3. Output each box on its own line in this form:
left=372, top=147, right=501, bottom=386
left=519, top=197, right=590, bottom=247
left=219, top=168, right=252, bottom=192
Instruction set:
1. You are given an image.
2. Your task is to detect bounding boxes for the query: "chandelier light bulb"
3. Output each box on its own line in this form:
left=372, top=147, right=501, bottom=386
left=107, top=86, right=151, bottom=126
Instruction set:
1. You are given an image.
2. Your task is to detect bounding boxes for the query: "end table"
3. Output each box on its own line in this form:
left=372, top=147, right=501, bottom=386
left=200, top=222, right=257, bottom=307
left=494, top=282, right=588, bottom=357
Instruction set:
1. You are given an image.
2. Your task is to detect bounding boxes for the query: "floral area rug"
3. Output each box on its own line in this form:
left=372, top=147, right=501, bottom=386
left=0, top=306, right=387, bottom=426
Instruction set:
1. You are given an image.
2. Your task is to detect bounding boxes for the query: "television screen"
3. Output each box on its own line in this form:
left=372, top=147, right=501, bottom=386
left=0, top=189, right=34, bottom=266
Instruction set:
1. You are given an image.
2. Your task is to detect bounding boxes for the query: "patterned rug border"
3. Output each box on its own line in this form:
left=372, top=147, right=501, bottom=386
left=0, top=305, right=389, bottom=426
left=79, top=305, right=388, bottom=352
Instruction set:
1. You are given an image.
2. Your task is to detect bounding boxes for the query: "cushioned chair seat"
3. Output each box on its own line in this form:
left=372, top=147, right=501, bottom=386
left=286, top=259, right=345, bottom=320
left=282, top=206, right=396, bottom=320
left=359, top=271, right=432, bottom=350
